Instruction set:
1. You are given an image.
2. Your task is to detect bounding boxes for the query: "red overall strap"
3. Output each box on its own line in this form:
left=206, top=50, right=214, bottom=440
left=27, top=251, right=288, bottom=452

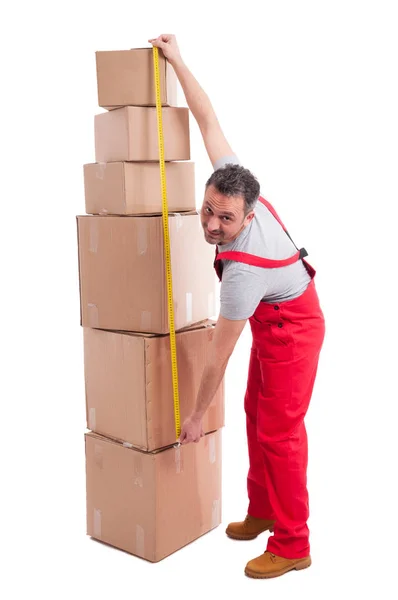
left=257, top=195, right=307, bottom=258
left=215, top=249, right=303, bottom=269
left=258, top=195, right=288, bottom=230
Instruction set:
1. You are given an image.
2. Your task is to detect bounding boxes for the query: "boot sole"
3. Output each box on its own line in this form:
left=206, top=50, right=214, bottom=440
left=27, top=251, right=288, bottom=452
left=245, top=557, right=312, bottom=579
left=226, top=525, right=274, bottom=540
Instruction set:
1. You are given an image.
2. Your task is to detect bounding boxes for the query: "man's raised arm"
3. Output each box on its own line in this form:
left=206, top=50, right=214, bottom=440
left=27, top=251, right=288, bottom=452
left=149, top=34, right=234, bottom=168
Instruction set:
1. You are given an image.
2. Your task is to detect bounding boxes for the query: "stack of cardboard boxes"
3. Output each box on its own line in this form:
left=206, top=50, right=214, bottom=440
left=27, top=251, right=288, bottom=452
left=76, top=48, right=225, bottom=562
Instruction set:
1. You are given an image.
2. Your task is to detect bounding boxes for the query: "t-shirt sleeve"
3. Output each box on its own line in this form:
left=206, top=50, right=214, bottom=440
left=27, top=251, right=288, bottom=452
left=220, top=262, right=267, bottom=320
left=213, top=155, right=241, bottom=170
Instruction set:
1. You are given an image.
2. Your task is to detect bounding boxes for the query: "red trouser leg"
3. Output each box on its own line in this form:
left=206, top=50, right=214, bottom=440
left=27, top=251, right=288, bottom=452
left=252, top=316, right=324, bottom=557
left=258, top=353, right=320, bottom=558
left=244, top=347, right=275, bottom=520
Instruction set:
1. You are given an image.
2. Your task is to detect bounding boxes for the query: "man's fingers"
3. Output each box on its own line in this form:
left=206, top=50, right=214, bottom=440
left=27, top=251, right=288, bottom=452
left=177, top=418, right=204, bottom=446
left=180, top=430, right=191, bottom=445
left=159, top=34, right=173, bottom=42
left=150, top=40, right=164, bottom=50
left=181, top=432, right=195, bottom=445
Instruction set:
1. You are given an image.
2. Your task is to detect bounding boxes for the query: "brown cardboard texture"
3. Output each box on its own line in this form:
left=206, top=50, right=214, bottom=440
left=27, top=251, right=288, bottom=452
left=96, top=48, right=177, bottom=109
left=83, top=321, right=224, bottom=450
left=94, top=106, right=190, bottom=162
left=85, top=430, right=222, bottom=562
left=83, top=161, right=196, bottom=215
left=77, top=212, right=216, bottom=334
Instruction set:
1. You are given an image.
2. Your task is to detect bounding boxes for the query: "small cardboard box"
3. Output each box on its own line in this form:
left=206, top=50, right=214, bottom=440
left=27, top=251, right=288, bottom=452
left=83, top=161, right=196, bottom=215
left=77, top=212, right=216, bottom=334
left=94, top=106, right=190, bottom=162
left=95, top=48, right=177, bottom=109
left=83, top=321, right=224, bottom=450
left=85, top=430, right=222, bottom=562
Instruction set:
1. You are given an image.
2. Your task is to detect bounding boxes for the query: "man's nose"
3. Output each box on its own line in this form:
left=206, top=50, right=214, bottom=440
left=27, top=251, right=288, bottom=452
left=208, top=216, right=221, bottom=231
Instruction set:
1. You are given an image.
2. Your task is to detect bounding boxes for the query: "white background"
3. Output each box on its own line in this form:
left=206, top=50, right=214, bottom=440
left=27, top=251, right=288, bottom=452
left=1, top=1, right=397, bottom=598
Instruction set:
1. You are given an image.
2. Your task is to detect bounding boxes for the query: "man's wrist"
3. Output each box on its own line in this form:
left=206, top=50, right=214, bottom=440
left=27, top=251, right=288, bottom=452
left=169, top=56, right=185, bottom=71
left=191, top=410, right=204, bottom=422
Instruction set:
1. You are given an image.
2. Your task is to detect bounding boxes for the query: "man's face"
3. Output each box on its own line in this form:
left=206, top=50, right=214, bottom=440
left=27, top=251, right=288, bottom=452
left=200, top=185, right=255, bottom=245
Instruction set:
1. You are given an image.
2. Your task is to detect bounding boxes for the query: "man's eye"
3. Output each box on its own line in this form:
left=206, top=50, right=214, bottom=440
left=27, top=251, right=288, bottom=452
left=205, top=207, right=212, bottom=214
left=222, top=216, right=230, bottom=221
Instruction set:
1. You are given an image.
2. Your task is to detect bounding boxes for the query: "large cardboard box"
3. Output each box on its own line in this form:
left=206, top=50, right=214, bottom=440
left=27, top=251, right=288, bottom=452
left=85, top=430, right=222, bottom=562
left=83, top=322, right=224, bottom=450
left=83, top=161, right=196, bottom=215
left=94, top=106, right=190, bottom=162
left=77, top=212, right=216, bottom=334
left=95, top=48, right=177, bottom=109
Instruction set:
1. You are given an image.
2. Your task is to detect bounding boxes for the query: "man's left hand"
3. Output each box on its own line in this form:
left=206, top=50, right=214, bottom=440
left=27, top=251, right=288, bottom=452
left=178, top=414, right=204, bottom=445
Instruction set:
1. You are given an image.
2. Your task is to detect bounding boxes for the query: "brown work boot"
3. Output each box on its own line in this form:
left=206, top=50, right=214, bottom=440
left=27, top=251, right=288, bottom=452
left=225, top=515, right=275, bottom=540
left=245, top=551, right=311, bottom=578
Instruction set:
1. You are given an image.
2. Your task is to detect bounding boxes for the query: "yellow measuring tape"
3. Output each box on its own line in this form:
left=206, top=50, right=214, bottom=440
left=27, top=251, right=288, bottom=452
left=152, top=47, right=181, bottom=440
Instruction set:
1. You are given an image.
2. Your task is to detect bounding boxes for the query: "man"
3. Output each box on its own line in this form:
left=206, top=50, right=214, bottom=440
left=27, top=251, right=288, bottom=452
left=149, top=34, right=326, bottom=579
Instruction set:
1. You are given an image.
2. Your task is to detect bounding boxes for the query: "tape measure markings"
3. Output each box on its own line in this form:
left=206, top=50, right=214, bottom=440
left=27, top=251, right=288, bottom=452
left=152, top=47, right=181, bottom=440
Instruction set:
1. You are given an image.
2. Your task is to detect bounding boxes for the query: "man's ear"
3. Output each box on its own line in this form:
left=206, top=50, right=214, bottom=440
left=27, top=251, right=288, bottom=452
left=245, top=210, right=255, bottom=224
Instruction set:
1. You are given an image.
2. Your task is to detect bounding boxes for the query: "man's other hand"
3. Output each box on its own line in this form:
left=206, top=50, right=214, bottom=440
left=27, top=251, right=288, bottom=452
left=178, top=414, right=205, bottom=445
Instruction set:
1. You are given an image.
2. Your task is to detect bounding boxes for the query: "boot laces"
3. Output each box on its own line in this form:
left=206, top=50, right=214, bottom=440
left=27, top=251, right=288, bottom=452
left=243, top=515, right=251, bottom=529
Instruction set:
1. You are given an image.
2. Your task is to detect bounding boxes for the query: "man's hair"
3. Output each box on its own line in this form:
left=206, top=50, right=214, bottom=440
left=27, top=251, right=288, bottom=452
left=205, top=163, right=260, bottom=214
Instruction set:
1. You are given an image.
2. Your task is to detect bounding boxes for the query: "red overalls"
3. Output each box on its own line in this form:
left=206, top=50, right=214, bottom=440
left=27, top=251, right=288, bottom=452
left=214, top=196, right=325, bottom=559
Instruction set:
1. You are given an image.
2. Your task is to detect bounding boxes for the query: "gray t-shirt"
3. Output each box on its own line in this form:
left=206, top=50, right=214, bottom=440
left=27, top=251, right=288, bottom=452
left=213, top=156, right=312, bottom=320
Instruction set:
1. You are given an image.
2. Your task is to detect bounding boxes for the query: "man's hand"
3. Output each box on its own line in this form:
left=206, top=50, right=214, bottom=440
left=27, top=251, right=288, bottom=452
left=178, top=414, right=204, bottom=445
left=148, top=34, right=182, bottom=66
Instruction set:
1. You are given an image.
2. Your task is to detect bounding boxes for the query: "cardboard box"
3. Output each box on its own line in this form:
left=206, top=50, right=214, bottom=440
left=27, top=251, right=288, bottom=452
left=95, top=48, right=177, bottom=109
left=77, top=212, right=216, bottom=334
left=85, top=430, right=222, bottom=562
left=83, top=161, right=196, bottom=215
left=94, top=106, right=190, bottom=162
left=83, top=322, right=224, bottom=450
